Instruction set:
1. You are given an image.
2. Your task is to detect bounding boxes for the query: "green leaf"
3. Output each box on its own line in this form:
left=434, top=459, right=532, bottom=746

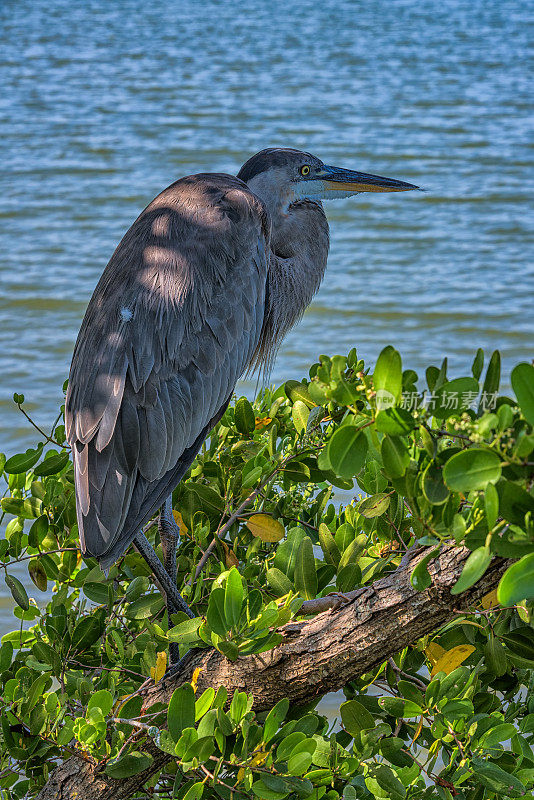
left=294, top=537, right=317, bottom=600
left=285, top=380, right=316, bottom=409
left=375, top=408, right=416, bottom=435
left=5, top=575, right=29, bottom=611
left=71, top=614, right=105, bottom=652
left=33, top=452, right=69, bottom=476
left=274, top=528, right=308, bottom=580
left=480, top=723, right=517, bottom=748
left=336, top=563, right=361, bottom=593
left=282, top=461, right=310, bottom=483
left=292, top=400, right=310, bottom=434
left=182, top=782, right=205, bottom=800
left=484, top=482, right=499, bottom=529
left=410, top=548, right=440, bottom=592
left=26, top=674, right=50, bottom=712
left=511, top=362, right=534, bottom=425
left=207, top=588, right=227, bottom=637
left=366, top=765, right=406, bottom=799
left=190, top=482, right=225, bottom=513
left=168, top=617, right=202, bottom=644
left=432, top=377, right=479, bottom=418
left=502, top=627, right=534, bottom=660
left=125, top=592, right=164, bottom=620
left=1, top=496, right=42, bottom=519
left=497, top=479, right=534, bottom=525
left=266, top=568, right=294, bottom=597
left=217, top=640, right=239, bottom=661
left=440, top=698, right=473, bottom=720
left=340, top=700, right=374, bottom=736
left=472, top=349, right=484, bottom=380
left=471, top=756, right=525, bottom=796
left=88, top=690, right=113, bottom=717
left=358, top=493, right=390, bottom=519
left=185, top=735, right=215, bottom=762
left=327, top=426, right=368, bottom=480
left=374, top=346, right=402, bottom=409
left=264, top=698, right=290, bottom=744
left=478, top=350, right=501, bottom=412
left=451, top=546, right=492, bottom=595
left=286, top=739, right=317, bottom=776
left=484, top=636, right=508, bottom=677
left=28, top=559, right=47, bottom=592
left=224, top=567, right=243, bottom=629
left=168, top=683, right=195, bottom=742
left=252, top=779, right=289, bottom=800
left=318, top=523, right=341, bottom=568
left=28, top=515, right=48, bottom=548
left=57, top=717, right=76, bottom=746
left=379, top=737, right=412, bottom=768
left=106, top=751, right=153, bottom=778
left=194, top=688, right=215, bottom=721
left=381, top=435, right=409, bottom=479
left=422, top=461, right=449, bottom=505
left=0, top=642, right=13, bottom=672
left=378, top=697, right=422, bottom=718
left=443, top=448, right=501, bottom=492
left=82, top=582, right=110, bottom=605
left=338, top=536, right=365, bottom=571
left=4, top=446, right=43, bottom=474
left=32, top=640, right=61, bottom=673
left=498, top=553, right=534, bottom=606
left=235, top=397, right=255, bottom=434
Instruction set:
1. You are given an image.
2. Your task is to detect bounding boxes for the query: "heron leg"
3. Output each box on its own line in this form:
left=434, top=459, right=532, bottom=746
left=133, top=530, right=194, bottom=622
left=158, top=496, right=180, bottom=597
left=158, top=496, right=183, bottom=664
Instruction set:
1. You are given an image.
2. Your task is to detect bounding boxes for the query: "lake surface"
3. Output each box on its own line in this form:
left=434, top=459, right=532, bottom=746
left=0, top=0, right=532, bottom=637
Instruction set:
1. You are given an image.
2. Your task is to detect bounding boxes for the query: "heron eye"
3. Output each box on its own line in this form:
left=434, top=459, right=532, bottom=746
left=300, top=165, right=311, bottom=176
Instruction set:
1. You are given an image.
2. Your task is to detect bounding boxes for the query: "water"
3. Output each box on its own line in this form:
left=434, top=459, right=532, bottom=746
left=0, top=0, right=532, bottom=638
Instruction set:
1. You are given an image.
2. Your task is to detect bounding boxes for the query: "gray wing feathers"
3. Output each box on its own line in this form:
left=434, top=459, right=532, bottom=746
left=66, top=175, right=269, bottom=564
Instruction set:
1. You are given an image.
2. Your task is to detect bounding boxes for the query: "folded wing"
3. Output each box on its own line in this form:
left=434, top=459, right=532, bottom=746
left=65, top=174, right=270, bottom=567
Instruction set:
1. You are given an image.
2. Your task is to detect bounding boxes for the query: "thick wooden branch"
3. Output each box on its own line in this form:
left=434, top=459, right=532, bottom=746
left=37, top=545, right=508, bottom=800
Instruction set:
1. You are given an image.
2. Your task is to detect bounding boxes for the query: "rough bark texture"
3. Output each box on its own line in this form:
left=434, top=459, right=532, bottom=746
left=36, top=545, right=508, bottom=800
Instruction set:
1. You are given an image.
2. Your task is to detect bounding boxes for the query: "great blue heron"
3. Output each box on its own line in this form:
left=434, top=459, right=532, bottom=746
left=65, top=148, right=418, bottom=655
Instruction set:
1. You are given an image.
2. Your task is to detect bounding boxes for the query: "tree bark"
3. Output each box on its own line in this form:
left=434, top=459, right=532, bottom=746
left=36, top=545, right=508, bottom=800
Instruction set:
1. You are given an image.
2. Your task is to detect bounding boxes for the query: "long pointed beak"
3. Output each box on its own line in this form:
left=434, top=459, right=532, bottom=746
left=319, top=164, right=419, bottom=193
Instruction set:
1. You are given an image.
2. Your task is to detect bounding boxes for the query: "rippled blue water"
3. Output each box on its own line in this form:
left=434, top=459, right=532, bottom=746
left=0, top=0, right=532, bottom=630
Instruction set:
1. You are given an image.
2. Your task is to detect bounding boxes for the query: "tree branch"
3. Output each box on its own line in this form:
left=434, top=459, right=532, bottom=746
left=36, top=545, right=509, bottom=800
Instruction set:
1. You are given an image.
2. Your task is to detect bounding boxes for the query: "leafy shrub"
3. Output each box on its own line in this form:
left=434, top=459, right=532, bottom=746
left=0, top=347, right=533, bottom=799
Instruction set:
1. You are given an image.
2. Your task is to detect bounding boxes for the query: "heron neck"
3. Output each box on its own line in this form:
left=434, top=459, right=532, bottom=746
left=251, top=201, right=329, bottom=374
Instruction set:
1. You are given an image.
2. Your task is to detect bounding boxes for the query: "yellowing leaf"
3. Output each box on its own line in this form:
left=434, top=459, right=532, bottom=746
left=172, top=510, right=189, bottom=535
left=246, top=514, right=285, bottom=542
left=221, top=540, right=239, bottom=569
left=150, top=650, right=167, bottom=683
left=431, top=644, right=475, bottom=677
left=413, top=715, right=424, bottom=744
left=248, top=751, right=268, bottom=768
left=255, top=417, right=272, bottom=430
left=191, top=667, right=202, bottom=693
left=237, top=768, right=245, bottom=783
left=425, top=641, right=446, bottom=667
left=481, top=588, right=500, bottom=610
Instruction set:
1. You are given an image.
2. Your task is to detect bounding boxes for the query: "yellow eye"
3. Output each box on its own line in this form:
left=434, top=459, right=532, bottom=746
left=300, top=165, right=311, bottom=176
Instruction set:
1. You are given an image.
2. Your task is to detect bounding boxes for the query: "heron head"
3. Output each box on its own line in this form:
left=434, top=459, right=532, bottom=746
left=238, top=148, right=419, bottom=211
